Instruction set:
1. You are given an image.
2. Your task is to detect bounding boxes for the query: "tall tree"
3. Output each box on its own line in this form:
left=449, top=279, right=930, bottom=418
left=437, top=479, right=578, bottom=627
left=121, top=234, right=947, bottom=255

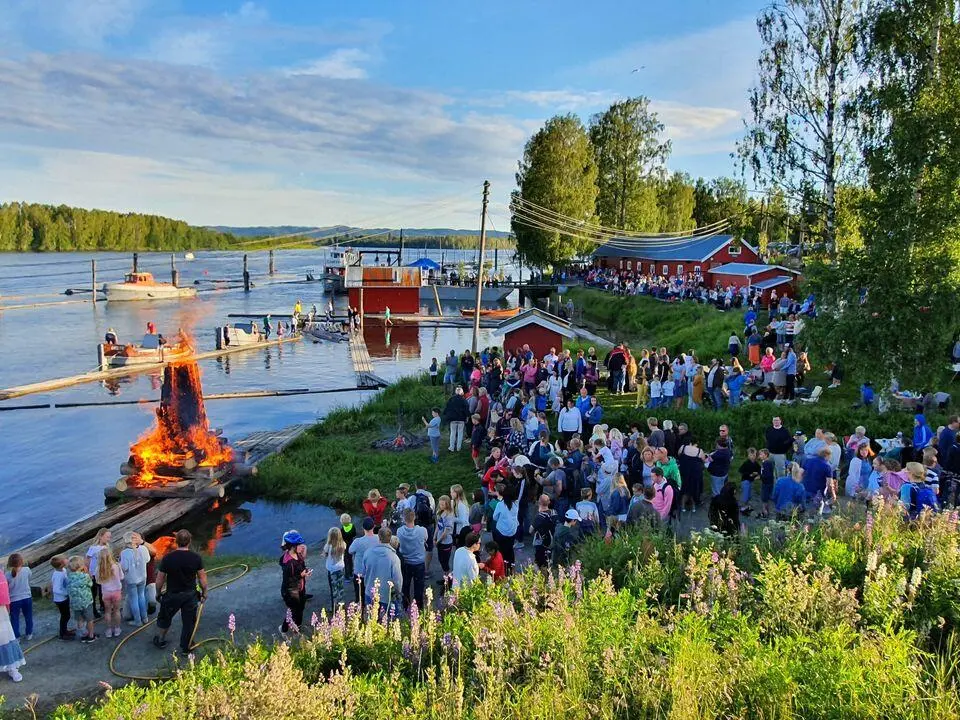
left=589, top=97, right=670, bottom=231
left=806, top=0, right=960, bottom=384
left=657, top=172, right=697, bottom=232
left=511, top=114, right=599, bottom=268
left=739, top=0, right=861, bottom=253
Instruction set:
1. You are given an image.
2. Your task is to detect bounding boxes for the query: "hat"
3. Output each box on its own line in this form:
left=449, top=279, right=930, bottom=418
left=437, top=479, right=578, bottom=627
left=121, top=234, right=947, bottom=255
left=512, top=454, right=531, bottom=468
left=282, top=530, right=304, bottom=546
left=565, top=509, right=580, bottom=521
left=362, top=517, right=375, bottom=531
left=794, top=430, right=804, bottom=436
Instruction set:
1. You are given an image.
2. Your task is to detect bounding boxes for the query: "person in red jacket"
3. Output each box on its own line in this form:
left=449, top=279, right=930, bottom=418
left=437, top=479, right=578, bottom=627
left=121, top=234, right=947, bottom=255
left=484, top=541, right=506, bottom=581
left=362, top=489, right=389, bottom=530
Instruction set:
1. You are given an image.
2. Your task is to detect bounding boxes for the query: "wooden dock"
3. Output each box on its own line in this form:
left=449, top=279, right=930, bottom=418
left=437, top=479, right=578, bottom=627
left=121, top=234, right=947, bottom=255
left=0, top=334, right=303, bottom=401
left=348, top=333, right=389, bottom=388
left=3, top=423, right=313, bottom=593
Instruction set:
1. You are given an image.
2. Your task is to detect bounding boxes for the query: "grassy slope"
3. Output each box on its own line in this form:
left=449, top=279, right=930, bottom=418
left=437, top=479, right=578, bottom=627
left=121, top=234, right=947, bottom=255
left=252, top=377, right=477, bottom=508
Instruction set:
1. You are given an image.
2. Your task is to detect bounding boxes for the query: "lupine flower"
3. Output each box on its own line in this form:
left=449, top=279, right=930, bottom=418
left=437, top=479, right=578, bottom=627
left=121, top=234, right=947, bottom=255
left=910, top=567, right=923, bottom=588
left=866, top=551, right=878, bottom=573
left=441, top=632, right=452, bottom=648
left=285, top=608, right=299, bottom=634
left=310, top=612, right=320, bottom=630
left=401, top=639, right=413, bottom=659
left=227, top=613, right=236, bottom=641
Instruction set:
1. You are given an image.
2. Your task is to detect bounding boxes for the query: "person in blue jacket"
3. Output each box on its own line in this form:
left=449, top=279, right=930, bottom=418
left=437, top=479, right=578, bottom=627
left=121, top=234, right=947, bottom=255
left=772, top=463, right=806, bottom=518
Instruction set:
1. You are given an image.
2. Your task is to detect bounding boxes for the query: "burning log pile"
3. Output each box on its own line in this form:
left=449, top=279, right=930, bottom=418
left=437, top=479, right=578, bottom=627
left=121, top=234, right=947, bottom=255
left=370, top=407, right=427, bottom=452
left=109, top=362, right=238, bottom=499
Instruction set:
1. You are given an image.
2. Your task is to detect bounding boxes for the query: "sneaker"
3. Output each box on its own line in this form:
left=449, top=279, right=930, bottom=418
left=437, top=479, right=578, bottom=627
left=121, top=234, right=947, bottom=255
left=113, top=628, right=123, bottom=637
left=152, top=635, right=167, bottom=649
left=104, top=628, right=114, bottom=638
left=8, top=670, right=22, bottom=682
left=81, top=635, right=98, bottom=644
left=23, top=634, right=33, bottom=641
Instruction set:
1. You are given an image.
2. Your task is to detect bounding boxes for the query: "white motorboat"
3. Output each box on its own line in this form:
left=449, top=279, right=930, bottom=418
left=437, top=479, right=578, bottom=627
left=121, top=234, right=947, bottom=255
left=98, top=333, right=193, bottom=369
left=102, top=272, right=197, bottom=301
left=184, top=252, right=195, bottom=261
left=215, top=322, right=269, bottom=349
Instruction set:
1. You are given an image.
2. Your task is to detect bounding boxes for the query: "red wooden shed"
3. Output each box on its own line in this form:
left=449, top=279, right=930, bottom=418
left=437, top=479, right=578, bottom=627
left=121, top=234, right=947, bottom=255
left=496, top=308, right=575, bottom=358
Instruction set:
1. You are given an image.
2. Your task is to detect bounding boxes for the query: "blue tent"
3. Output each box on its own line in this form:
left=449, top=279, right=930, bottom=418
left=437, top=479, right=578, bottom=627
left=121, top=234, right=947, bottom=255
left=407, top=257, right=441, bottom=271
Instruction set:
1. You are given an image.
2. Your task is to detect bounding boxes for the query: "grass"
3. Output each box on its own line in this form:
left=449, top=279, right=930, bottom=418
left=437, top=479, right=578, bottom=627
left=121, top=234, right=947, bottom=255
left=51, top=501, right=960, bottom=719
left=252, top=377, right=478, bottom=508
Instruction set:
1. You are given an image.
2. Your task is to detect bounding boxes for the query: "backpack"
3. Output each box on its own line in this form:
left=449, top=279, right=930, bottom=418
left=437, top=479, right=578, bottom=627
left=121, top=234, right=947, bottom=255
left=563, top=466, right=583, bottom=502
left=909, top=484, right=939, bottom=518
left=532, top=513, right=556, bottom=548
left=414, top=492, right=435, bottom=528
left=656, top=482, right=677, bottom=520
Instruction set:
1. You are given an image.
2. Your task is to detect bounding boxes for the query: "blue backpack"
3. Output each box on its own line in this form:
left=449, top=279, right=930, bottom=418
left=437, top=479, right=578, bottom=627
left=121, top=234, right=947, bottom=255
left=909, top=484, right=939, bottom=518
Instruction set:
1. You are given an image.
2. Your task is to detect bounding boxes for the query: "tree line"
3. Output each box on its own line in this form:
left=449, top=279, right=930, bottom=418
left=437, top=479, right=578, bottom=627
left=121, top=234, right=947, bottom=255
left=0, top=202, right=242, bottom=252
left=511, top=0, right=960, bottom=385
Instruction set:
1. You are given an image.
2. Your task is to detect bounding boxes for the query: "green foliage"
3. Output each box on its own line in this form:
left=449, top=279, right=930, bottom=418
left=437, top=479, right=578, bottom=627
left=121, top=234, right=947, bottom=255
left=59, top=503, right=960, bottom=719
left=0, top=201, right=241, bottom=252
left=511, top=114, right=599, bottom=268
left=588, top=96, right=671, bottom=232
left=252, top=377, right=477, bottom=507
left=656, top=171, right=697, bottom=232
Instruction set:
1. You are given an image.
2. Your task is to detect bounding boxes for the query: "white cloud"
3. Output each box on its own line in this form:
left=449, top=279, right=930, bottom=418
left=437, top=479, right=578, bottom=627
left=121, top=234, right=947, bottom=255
left=287, top=48, right=372, bottom=80
left=148, top=29, right=225, bottom=67
left=650, top=101, right=741, bottom=141
left=503, top=89, right=611, bottom=111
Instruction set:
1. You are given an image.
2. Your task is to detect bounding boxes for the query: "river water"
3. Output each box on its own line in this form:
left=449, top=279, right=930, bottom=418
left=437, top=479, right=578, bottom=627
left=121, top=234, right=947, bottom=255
left=0, top=249, right=510, bottom=554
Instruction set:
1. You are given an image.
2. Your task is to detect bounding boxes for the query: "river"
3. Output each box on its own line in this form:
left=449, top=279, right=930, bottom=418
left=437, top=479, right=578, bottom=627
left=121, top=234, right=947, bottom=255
left=0, top=248, right=512, bottom=555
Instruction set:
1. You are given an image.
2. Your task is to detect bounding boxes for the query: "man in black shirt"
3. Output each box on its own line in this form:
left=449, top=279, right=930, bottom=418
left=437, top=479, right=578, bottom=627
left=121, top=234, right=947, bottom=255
left=154, top=529, right=208, bottom=654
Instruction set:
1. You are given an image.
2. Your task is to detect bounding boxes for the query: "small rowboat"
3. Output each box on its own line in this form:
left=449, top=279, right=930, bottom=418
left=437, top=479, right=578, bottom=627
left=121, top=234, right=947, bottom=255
left=458, top=307, right=521, bottom=319
left=98, top=334, right=192, bottom=369
left=304, top=321, right=350, bottom=343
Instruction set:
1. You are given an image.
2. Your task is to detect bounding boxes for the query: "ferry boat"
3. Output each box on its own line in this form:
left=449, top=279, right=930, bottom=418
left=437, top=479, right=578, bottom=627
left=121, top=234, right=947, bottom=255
left=321, top=249, right=348, bottom=295
left=102, top=272, right=197, bottom=302
left=98, top=333, right=193, bottom=369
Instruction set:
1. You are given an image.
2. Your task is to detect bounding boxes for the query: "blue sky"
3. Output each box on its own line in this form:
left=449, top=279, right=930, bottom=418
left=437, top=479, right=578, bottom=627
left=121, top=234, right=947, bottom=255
left=0, top=0, right=766, bottom=229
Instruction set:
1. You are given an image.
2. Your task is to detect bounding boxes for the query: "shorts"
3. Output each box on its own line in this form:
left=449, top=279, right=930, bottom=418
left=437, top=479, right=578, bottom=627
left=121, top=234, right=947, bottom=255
left=471, top=448, right=480, bottom=459
left=102, top=591, right=122, bottom=604
left=760, top=481, right=774, bottom=503
left=72, top=604, right=94, bottom=623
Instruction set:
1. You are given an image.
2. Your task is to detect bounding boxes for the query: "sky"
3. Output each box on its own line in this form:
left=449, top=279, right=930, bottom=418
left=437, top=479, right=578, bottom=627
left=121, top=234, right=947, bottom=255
left=0, top=0, right=767, bottom=230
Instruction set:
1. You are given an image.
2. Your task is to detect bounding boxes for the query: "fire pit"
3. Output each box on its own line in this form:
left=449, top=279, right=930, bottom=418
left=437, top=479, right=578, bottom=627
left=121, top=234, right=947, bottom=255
left=113, top=362, right=234, bottom=498
left=370, top=406, right=427, bottom=452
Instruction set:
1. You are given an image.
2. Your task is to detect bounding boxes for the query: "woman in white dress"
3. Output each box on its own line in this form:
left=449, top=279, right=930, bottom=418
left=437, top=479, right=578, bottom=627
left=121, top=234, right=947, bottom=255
left=0, top=571, right=25, bottom=682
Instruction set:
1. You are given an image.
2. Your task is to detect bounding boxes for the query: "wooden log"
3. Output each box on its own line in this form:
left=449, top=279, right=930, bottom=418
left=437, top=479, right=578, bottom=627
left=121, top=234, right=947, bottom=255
left=105, top=484, right=224, bottom=500
left=183, top=456, right=198, bottom=471
left=230, top=462, right=257, bottom=478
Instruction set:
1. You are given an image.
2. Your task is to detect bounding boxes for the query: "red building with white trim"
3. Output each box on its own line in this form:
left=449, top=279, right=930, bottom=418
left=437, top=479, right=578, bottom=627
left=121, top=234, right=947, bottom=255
left=495, top=309, right=575, bottom=357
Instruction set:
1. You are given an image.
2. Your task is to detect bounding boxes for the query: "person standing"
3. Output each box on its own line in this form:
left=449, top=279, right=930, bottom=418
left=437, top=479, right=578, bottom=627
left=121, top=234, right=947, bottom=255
left=153, top=530, right=208, bottom=653
left=119, top=532, right=150, bottom=627
left=451, top=532, right=481, bottom=589
left=765, top=416, right=793, bottom=478
left=348, top=518, right=378, bottom=605
left=443, top=387, right=470, bottom=452
left=492, top=477, right=524, bottom=573
left=397, top=510, right=428, bottom=611
left=423, top=407, right=442, bottom=463
left=0, top=571, right=25, bottom=682
left=361, top=528, right=403, bottom=615
left=783, top=345, right=798, bottom=400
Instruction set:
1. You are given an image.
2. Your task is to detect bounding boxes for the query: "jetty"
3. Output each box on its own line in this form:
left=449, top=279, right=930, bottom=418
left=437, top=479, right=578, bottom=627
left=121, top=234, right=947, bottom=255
left=0, top=334, right=303, bottom=401
left=4, top=423, right=313, bottom=594
left=349, top=332, right=389, bottom=388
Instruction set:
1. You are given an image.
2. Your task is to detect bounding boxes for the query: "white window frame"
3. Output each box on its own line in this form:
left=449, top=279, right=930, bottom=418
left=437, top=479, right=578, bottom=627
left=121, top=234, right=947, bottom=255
left=728, top=244, right=742, bottom=256
left=677, top=264, right=684, bottom=275
left=662, top=264, right=669, bottom=275
left=694, top=265, right=701, bottom=273
left=626, top=260, right=632, bottom=270
left=649, top=263, right=656, bottom=274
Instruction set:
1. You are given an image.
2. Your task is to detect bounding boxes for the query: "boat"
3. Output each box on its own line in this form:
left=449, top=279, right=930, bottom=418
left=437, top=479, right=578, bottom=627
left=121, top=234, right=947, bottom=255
left=458, top=307, right=521, bottom=319
left=215, top=322, right=270, bottom=350
left=321, top=248, right=348, bottom=295
left=98, top=333, right=193, bottom=369
left=303, top=321, right=350, bottom=343
left=184, top=252, right=195, bottom=261
left=419, top=284, right=514, bottom=302
left=102, top=272, right=198, bottom=302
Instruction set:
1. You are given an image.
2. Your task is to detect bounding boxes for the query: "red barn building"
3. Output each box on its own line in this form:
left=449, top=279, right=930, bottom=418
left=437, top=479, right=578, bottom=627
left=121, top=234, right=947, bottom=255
left=592, top=235, right=801, bottom=299
left=496, top=309, right=575, bottom=358
left=345, top=264, right=421, bottom=314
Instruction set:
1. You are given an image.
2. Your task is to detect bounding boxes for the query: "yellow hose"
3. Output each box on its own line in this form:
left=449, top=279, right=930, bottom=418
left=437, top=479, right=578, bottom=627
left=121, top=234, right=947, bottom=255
left=23, top=564, right=250, bottom=682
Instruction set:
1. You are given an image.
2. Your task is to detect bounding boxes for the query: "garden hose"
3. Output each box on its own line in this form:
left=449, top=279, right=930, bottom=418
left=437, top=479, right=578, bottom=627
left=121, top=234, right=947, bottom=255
left=22, top=564, right=249, bottom=683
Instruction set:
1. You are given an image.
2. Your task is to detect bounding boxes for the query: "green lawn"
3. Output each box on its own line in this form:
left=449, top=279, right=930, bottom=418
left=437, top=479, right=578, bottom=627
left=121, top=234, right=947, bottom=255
left=252, top=377, right=478, bottom=508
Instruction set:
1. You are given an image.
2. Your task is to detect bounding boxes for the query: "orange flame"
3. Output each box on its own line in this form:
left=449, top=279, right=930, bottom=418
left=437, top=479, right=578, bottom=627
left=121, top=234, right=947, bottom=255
left=127, top=361, right=232, bottom=487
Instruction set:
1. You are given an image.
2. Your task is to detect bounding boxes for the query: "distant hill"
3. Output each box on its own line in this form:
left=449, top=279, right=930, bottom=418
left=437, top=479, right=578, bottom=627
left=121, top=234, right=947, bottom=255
left=210, top=225, right=513, bottom=240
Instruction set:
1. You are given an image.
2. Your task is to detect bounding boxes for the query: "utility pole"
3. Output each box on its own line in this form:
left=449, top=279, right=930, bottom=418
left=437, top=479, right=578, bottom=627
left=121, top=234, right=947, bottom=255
left=471, top=180, right=490, bottom=354
left=91, top=259, right=97, bottom=300
left=170, top=253, right=179, bottom=286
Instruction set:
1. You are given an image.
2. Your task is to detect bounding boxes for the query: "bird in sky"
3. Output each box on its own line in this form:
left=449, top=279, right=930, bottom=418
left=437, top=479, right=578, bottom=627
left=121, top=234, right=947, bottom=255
left=632, top=66, right=645, bottom=72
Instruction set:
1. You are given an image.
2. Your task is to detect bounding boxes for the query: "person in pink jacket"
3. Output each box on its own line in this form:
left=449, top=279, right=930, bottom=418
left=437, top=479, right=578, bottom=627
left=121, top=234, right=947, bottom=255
left=650, top=468, right=674, bottom=521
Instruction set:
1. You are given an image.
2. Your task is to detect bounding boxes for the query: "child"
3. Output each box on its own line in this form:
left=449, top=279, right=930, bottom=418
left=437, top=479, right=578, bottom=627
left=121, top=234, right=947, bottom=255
left=85, top=528, right=111, bottom=618
left=485, top=484, right=503, bottom=530
left=470, top=413, right=485, bottom=470
left=423, top=407, right=442, bottom=463
left=635, top=374, right=649, bottom=409
left=469, top=489, right=485, bottom=534
left=429, top=357, right=439, bottom=385
left=49, top=555, right=74, bottom=640
left=97, top=547, right=124, bottom=638
left=575, top=488, right=600, bottom=534
left=661, top=378, right=675, bottom=408
left=435, top=496, right=456, bottom=584
left=648, top=377, right=662, bottom=409
left=738, top=448, right=761, bottom=513
left=484, top=541, right=506, bottom=582
left=67, top=556, right=96, bottom=643
left=0, top=570, right=25, bottom=682
left=323, top=527, right=346, bottom=612
left=758, top=449, right=775, bottom=519
left=339, top=514, right=357, bottom=582
left=5, top=554, right=32, bottom=641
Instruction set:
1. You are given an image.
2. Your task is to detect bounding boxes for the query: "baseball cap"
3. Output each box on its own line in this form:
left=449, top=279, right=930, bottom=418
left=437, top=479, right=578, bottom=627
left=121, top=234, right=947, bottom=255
left=513, top=455, right=531, bottom=468
left=794, top=430, right=804, bottom=436
left=362, top=517, right=375, bottom=531
left=565, top=509, right=580, bottom=521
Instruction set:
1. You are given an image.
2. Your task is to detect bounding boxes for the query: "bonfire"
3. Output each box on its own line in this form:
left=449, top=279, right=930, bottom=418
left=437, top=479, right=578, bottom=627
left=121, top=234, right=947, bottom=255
left=370, top=405, right=427, bottom=451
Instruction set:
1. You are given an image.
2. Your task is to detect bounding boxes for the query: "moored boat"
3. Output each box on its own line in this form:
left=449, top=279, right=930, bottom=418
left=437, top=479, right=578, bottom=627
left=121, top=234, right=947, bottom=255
left=98, top=333, right=193, bottom=369
left=103, top=272, right=197, bottom=302
left=304, top=321, right=350, bottom=343
left=420, top=284, right=514, bottom=302
left=215, top=322, right=270, bottom=349
left=458, top=307, right=521, bottom=319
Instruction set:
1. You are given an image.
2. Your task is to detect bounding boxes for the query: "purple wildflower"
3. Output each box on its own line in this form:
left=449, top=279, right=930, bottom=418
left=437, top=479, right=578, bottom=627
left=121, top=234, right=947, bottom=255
left=285, top=608, right=299, bottom=634
left=441, top=632, right=452, bottom=648
left=227, top=613, right=236, bottom=636
left=402, top=640, right=413, bottom=660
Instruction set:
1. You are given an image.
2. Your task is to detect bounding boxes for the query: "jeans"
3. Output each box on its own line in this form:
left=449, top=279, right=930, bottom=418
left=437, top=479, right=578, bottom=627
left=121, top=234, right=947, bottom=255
left=516, top=498, right=528, bottom=542
left=449, top=421, right=465, bottom=451
left=710, top=474, right=727, bottom=497
left=614, top=369, right=625, bottom=394
left=125, top=580, right=147, bottom=625
left=328, top=569, right=345, bottom=611
left=771, top=453, right=787, bottom=478
left=740, top=480, right=752, bottom=506
left=10, top=598, right=33, bottom=638
left=443, top=369, right=456, bottom=385
left=711, top=388, right=724, bottom=409
left=401, top=561, right=425, bottom=611
left=429, top=435, right=440, bottom=458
